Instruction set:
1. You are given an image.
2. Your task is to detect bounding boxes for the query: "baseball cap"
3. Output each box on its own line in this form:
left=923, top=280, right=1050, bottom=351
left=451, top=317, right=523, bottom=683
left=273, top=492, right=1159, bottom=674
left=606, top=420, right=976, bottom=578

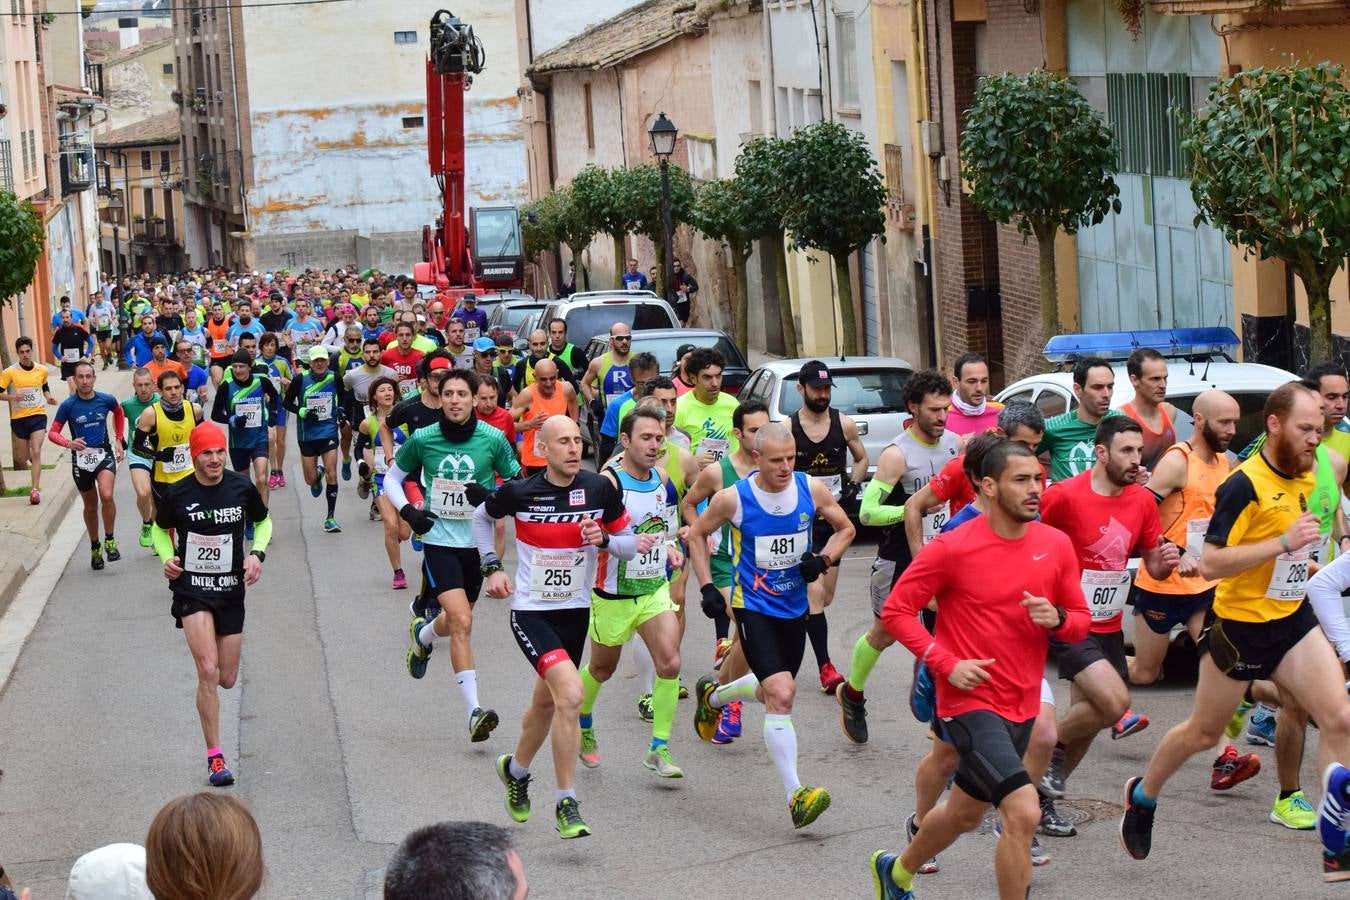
left=428, top=356, right=452, bottom=370
left=308, top=345, right=330, bottom=362
left=66, top=842, right=151, bottom=900
left=798, top=359, right=834, bottom=387
left=473, top=336, right=496, bottom=353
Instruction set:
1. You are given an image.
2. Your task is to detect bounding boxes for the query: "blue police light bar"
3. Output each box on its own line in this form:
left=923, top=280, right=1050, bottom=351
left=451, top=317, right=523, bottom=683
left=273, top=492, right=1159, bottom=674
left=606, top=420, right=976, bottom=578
left=1043, top=327, right=1241, bottom=364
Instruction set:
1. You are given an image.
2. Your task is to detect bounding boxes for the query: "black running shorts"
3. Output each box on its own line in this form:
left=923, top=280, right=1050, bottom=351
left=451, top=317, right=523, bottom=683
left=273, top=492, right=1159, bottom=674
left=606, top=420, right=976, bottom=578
left=171, top=592, right=245, bottom=636
left=510, top=607, right=589, bottom=677
left=735, top=607, right=808, bottom=682
left=1053, top=630, right=1128, bottom=683
left=941, top=710, right=1035, bottom=806
left=422, top=544, right=483, bottom=604
left=1201, top=600, right=1318, bottom=682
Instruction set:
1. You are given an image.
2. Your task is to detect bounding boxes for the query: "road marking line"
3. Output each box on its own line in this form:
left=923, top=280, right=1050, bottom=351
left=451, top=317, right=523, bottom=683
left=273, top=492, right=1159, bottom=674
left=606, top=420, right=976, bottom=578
left=0, top=500, right=86, bottom=694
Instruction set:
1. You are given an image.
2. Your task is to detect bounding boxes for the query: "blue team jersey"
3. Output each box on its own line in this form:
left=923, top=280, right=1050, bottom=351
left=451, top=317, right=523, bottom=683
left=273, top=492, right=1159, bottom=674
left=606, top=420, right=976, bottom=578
left=942, top=502, right=983, bottom=533
left=730, top=471, right=815, bottom=619
left=296, top=371, right=339, bottom=441
left=54, top=391, right=120, bottom=448
left=600, top=389, right=635, bottom=439
left=226, top=320, right=265, bottom=348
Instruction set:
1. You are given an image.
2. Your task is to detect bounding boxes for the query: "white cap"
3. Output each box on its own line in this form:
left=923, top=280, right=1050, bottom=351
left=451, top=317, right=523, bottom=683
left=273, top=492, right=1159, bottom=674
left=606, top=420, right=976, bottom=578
left=66, top=843, right=152, bottom=900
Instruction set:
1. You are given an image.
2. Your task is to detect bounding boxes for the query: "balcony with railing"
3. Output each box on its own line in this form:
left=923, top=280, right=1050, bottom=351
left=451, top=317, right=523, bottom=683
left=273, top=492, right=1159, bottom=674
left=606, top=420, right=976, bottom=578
left=1151, top=0, right=1345, bottom=12
left=85, top=62, right=105, bottom=99
left=131, top=219, right=178, bottom=246
left=59, top=131, right=96, bottom=194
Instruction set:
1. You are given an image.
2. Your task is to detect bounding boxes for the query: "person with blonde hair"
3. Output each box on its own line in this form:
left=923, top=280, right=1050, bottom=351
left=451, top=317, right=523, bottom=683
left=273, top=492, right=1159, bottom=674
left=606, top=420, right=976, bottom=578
left=145, top=793, right=263, bottom=900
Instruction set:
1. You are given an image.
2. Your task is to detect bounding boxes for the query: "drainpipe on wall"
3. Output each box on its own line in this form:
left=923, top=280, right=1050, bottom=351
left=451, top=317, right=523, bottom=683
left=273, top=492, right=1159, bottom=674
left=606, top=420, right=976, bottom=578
left=224, top=4, right=251, bottom=249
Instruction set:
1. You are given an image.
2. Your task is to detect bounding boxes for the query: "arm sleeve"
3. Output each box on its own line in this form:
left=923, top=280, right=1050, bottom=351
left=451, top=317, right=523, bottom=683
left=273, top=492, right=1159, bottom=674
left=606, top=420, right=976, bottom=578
left=132, top=427, right=158, bottom=458
left=210, top=385, right=230, bottom=424
left=283, top=376, right=302, bottom=413
left=111, top=398, right=125, bottom=441
left=472, top=501, right=498, bottom=556
left=600, top=480, right=637, bottom=560
left=1308, top=554, right=1350, bottom=661
left=85, top=331, right=95, bottom=355
left=859, top=479, right=905, bottom=527
left=383, top=459, right=412, bottom=510
left=251, top=517, right=274, bottom=553
left=879, top=538, right=961, bottom=679
left=262, top=379, right=281, bottom=420
left=47, top=418, right=70, bottom=447
left=151, top=524, right=176, bottom=563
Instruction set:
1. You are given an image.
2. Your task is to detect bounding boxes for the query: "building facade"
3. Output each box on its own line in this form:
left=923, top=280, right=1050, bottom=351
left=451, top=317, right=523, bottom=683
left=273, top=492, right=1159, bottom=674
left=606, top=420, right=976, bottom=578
left=97, top=111, right=185, bottom=276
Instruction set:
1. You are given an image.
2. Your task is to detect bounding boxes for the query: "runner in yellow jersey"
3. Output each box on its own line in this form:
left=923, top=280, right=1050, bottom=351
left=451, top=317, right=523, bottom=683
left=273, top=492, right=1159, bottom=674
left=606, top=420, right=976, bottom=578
left=0, top=336, right=58, bottom=504
left=132, top=369, right=205, bottom=504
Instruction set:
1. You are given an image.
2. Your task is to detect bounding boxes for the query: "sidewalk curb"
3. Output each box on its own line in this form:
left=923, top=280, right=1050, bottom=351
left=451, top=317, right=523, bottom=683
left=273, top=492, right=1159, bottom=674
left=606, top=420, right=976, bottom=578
left=0, top=460, right=77, bottom=620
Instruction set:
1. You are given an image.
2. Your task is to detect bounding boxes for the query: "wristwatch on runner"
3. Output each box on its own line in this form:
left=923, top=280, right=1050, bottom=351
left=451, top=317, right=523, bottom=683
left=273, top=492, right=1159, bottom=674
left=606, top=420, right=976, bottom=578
left=250, top=550, right=266, bottom=563
left=480, top=553, right=504, bottom=576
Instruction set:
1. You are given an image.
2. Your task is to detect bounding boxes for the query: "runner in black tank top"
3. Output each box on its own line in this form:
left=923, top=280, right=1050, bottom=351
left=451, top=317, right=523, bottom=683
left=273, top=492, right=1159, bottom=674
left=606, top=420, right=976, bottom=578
left=787, top=360, right=868, bottom=695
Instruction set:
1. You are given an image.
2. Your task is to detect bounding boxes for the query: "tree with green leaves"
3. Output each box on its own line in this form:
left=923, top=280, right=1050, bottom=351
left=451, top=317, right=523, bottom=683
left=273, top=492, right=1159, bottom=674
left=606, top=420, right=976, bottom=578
left=1185, top=62, right=1350, bottom=364
left=734, top=136, right=798, bottom=357
left=616, top=163, right=695, bottom=299
left=689, top=178, right=752, bottom=346
left=778, top=121, right=887, bottom=356
left=570, top=165, right=630, bottom=290
left=960, top=70, right=1121, bottom=340
left=0, top=190, right=46, bottom=369
left=522, top=185, right=598, bottom=296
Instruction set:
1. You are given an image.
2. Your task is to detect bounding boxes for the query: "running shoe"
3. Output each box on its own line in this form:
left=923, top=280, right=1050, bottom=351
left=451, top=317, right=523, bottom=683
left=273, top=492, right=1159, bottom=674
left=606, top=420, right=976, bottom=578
left=392, top=569, right=407, bottom=590
left=693, top=674, right=720, bottom=742
left=103, top=538, right=121, bottom=562
left=819, top=661, right=845, bottom=695
left=905, top=812, right=939, bottom=874
left=908, top=660, right=935, bottom=723
left=1119, top=775, right=1154, bottom=860
left=90, top=546, right=104, bottom=571
left=29, top=489, right=39, bottom=505
left=369, top=500, right=379, bottom=522
left=323, top=517, right=341, bottom=533
left=643, top=745, right=683, bottom=778
left=789, top=785, right=831, bottom=828
left=678, top=679, right=689, bottom=700
left=1039, top=795, right=1077, bottom=837
left=469, top=707, right=499, bottom=743
left=1321, top=763, right=1350, bottom=859
left=406, top=616, right=431, bottom=679
left=310, top=467, right=325, bottom=497
left=207, top=754, right=235, bottom=787
left=1040, top=746, right=1067, bottom=799
left=411, top=532, right=423, bottom=552
left=268, top=472, right=280, bottom=490
left=1111, top=708, right=1150, bottom=740
left=714, top=637, right=733, bottom=669
left=993, top=817, right=1051, bottom=866
left=1325, top=843, right=1350, bottom=883
left=276, top=472, right=287, bottom=487
left=1270, top=791, right=1316, bottom=830
left=139, top=522, right=153, bottom=548
left=495, top=754, right=531, bottom=822
left=357, top=468, right=370, bottom=500
left=720, top=700, right=742, bottom=739
left=555, top=797, right=591, bottom=839
left=838, top=687, right=868, bottom=744
left=244, top=521, right=254, bottom=541
left=869, top=850, right=914, bottom=899
left=1224, top=700, right=1254, bottom=739
left=711, top=713, right=737, bottom=745
left=637, top=693, right=654, bottom=723
left=1246, top=707, right=1277, bottom=746
left=341, top=457, right=352, bottom=481
left=1211, top=746, right=1261, bottom=791
left=579, top=727, right=600, bottom=768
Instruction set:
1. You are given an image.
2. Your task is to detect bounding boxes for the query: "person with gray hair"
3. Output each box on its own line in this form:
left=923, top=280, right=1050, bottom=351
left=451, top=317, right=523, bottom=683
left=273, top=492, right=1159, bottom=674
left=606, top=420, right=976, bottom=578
left=384, top=821, right=527, bottom=900
left=997, top=400, right=1045, bottom=439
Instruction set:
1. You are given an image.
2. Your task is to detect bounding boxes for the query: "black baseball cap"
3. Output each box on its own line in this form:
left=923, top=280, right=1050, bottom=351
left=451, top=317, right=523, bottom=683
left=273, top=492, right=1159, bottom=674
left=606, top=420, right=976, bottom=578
left=798, top=360, right=834, bottom=387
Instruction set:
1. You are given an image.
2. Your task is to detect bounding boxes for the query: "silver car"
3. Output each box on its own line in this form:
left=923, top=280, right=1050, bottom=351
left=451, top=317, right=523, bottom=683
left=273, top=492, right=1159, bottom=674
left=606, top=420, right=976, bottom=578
left=740, top=357, right=916, bottom=488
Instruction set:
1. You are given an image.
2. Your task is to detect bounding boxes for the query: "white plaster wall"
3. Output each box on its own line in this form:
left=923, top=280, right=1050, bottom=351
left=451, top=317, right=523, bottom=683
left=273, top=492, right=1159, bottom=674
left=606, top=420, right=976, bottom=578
left=239, top=2, right=528, bottom=238
left=95, top=43, right=179, bottom=136
left=526, top=0, right=646, bottom=57
left=768, top=3, right=826, bottom=132
left=708, top=9, right=764, bottom=178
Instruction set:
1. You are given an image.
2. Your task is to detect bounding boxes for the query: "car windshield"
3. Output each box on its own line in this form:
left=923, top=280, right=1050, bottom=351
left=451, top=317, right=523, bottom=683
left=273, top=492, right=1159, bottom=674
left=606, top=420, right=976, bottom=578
left=564, top=304, right=674, bottom=345
left=498, top=304, right=547, bottom=331
left=472, top=209, right=521, bottom=258
left=629, top=334, right=746, bottom=372
left=777, top=368, right=911, bottom=417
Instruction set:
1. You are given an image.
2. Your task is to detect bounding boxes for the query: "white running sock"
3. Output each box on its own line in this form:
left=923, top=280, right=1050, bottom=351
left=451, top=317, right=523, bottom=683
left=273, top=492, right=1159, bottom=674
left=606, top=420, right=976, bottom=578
left=711, top=673, right=759, bottom=709
left=418, top=620, right=439, bottom=648
left=630, top=636, right=655, bottom=694
left=508, top=757, right=529, bottom=779
left=456, top=669, right=480, bottom=720
left=764, top=713, right=801, bottom=799
left=555, top=787, right=577, bottom=803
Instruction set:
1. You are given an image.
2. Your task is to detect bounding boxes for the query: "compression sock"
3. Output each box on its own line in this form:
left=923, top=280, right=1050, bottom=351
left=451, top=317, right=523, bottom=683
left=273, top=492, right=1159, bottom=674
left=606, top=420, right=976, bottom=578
left=1131, top=780, right=1157, bottom=809
left=711, top=673, right=758, bottom=709
left=651, top=675, right=678, bottom=745
left=764, top=714, right=801, bottom=798
left=713, top=605, right=731, bottom=641
left=326, top=483, right=338, bottom=517
left=630, top=636, right=656, bottom=695
left=890, top=860, right=915, bottom=892
left=455, top=670, right=479, bottom=720
left=579, top=665, right=602, bottom=719
left=807, top=612, right=831, bottom=667
left=847, top=634, right=882, bottom=695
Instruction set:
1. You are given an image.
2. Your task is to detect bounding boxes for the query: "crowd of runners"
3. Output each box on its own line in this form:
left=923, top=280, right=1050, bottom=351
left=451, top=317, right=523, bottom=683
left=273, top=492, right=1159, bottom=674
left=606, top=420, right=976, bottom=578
left=11, top=267, right=1350, bottom=896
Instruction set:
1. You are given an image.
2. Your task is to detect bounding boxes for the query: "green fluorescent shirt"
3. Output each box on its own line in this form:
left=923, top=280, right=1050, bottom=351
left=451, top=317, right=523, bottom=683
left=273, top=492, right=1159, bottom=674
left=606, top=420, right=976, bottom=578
left=1040, top=408, right=1123, bottom=482
left=394, top=419, right=521, bottom=548
left=673, top=390, right=740, bottom=460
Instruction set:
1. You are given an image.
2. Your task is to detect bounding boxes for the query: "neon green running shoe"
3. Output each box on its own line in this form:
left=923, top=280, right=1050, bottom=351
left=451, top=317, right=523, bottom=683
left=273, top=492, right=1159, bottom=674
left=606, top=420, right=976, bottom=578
left=1225, top=700, right=1254, bottom=740
left=579, top=727, right=600, bottom=768
left=637, top=692, right=653, bottom=722
left=495, top=755, right=531, bottom=823
left=1270, top=791, right=1315, bottom=830
left=555, top=797, right=591, bottom=839
left=139, top=522, right=153, bottom=548
left=790, top=786, right=831, bottom=829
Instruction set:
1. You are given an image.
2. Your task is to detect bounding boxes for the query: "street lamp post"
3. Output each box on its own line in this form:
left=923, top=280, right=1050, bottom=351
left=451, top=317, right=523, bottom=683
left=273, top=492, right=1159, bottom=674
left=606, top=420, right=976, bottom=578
left=648, top=112, right=678, bottom=306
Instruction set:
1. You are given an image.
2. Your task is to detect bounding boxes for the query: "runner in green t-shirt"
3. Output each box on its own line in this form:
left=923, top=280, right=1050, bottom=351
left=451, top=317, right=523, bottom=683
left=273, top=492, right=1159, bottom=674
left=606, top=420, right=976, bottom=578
left=121, top=366, right=160, bottom=547
left=673, top=347, right=740, bottom=468
left=383, top=369, right=521, bottom=745
left=1039, top=356, right=1122, bottom=482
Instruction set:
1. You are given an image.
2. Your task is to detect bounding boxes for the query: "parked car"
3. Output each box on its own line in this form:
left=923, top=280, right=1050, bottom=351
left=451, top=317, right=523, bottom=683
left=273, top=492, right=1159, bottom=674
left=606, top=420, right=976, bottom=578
left=740, top=357, right=916, bottom=492
left=537, top=291, right=679, bottom=348
left=577, top=328, right=751, bottom=451
left=487, top=297, right=549, bottom=342
left=453, top=291, right=530, bottom=324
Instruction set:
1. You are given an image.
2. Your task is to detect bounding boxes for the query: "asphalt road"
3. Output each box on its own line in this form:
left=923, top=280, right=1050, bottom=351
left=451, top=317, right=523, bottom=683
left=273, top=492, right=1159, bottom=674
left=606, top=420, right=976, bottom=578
left=0, top=458, right=1345, bottom=898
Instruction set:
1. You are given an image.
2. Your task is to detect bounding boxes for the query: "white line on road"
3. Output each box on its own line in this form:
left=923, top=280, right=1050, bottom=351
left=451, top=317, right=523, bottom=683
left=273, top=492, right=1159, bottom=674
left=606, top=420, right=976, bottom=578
left=0, top=501, right=86, bottom=695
